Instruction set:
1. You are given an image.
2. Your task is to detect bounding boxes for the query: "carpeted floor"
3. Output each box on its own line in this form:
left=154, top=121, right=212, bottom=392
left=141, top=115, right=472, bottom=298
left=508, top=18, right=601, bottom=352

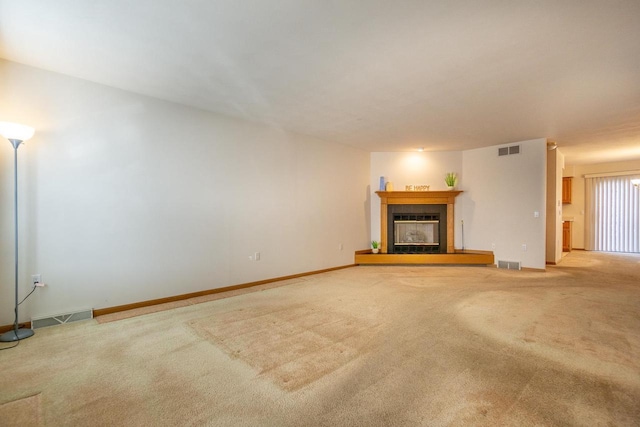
left=1, top=251, right=639, bottom=426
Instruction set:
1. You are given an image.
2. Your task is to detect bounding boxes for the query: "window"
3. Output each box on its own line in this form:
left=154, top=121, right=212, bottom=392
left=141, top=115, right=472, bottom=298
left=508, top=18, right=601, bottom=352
left=585, top=173, right=640, bottom=253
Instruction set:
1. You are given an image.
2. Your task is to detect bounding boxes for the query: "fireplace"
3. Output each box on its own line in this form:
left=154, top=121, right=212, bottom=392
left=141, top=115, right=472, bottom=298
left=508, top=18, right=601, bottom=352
left=387, top=204, right=447, bottom=253
left=376, top=190, right=462, bottom=254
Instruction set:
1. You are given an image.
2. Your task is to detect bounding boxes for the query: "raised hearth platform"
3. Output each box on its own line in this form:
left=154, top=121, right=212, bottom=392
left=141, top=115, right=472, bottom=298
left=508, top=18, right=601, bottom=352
left=355, top=249, right=494, bottom=266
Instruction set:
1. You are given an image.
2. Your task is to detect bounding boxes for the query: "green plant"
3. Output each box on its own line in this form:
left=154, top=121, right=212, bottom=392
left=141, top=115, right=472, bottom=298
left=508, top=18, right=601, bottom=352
left=445, top=172, right=457, bottom=187
left=371, top=240, right=379, bottom=249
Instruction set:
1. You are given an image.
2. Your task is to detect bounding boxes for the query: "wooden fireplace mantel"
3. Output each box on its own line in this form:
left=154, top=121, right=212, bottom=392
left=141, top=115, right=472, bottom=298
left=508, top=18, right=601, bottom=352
left=376, top=191, right=463, bottom=254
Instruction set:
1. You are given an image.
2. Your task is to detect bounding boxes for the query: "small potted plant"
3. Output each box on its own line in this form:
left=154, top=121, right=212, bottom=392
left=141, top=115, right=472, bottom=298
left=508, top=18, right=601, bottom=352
left=445, top=172, right=457, bottom=190
left=371, top=240, right=380, bottom=254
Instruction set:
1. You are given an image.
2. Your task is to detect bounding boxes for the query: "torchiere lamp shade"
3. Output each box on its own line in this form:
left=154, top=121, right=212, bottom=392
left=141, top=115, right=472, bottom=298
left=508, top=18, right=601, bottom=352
left=0, top=122, right=35, bottom=142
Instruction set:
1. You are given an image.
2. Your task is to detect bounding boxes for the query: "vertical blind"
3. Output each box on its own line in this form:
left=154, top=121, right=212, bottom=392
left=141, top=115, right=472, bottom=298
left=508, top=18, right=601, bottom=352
left=585, top=174, right=640, bottom=253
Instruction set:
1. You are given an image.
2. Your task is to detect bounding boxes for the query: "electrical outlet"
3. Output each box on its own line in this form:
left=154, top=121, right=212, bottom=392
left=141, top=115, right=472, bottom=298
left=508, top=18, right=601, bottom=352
left=522, top=244, right=527, bottom=251
left=491, top=243, right=496, bottom=250
left=32, top=274, right=41, bottom=285
left=254, top=252, right=260, bottom=261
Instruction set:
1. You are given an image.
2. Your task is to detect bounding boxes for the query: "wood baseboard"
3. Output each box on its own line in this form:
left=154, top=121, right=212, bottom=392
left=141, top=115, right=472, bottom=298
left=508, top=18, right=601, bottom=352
left=93, top=264, right=356, bottom=317
left=1, top=264, right=356, bottom=332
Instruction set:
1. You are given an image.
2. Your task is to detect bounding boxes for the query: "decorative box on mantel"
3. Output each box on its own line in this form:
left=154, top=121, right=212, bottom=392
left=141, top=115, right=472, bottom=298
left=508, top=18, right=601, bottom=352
left=376, top=191, right=463, bottom=254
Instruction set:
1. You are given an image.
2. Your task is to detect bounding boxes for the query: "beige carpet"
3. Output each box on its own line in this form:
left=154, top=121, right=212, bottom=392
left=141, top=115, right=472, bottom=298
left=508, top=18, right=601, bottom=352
left=0, top=394, right=42, bottom=427
left=1, top=251, right=639, bottom=426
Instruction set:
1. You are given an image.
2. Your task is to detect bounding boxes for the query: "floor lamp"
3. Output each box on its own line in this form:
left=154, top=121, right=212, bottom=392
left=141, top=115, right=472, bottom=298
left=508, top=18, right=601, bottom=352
left=0, top=121, right=35, bottom=342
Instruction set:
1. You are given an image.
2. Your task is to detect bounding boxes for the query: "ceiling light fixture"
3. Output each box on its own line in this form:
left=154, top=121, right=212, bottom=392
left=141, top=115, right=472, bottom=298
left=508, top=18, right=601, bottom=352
left=417, top=147, right=424, bottom=152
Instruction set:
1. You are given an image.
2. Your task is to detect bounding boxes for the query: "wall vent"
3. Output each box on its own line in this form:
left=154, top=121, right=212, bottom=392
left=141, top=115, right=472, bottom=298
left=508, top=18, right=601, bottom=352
left=497, top=260, right=521, bottom=270
left=498, top=145, right=521, bottom=156
left=32, top=309, right=93, bottom=330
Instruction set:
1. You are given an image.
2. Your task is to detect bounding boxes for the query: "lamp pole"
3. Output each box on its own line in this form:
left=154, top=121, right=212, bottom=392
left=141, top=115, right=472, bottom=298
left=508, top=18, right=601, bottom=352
left=0, top=122, right=35, bottom=342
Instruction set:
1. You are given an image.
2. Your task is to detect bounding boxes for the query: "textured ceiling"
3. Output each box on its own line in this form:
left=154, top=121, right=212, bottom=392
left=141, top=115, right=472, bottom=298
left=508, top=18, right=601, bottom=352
left=1, top=0, right=639, bottom=164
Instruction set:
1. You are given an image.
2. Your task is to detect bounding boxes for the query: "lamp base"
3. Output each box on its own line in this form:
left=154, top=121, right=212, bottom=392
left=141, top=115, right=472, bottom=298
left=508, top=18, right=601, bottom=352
left=0, top=327, right=34, bottom=342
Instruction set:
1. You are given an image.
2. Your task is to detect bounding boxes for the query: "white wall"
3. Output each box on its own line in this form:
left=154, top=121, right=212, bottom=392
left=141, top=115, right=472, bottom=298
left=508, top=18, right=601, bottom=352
left=369, top=151, right=463, bottom=243
left=460, top=139, right=547, bottom=269
left=0, top=60, right=370, bottom=325
left=563, top=159, right=640, bottom=249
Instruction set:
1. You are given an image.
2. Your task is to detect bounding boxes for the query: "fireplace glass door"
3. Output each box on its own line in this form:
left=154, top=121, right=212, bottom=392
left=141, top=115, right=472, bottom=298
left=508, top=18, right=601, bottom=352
left=393, top=214, right=440, bottom=253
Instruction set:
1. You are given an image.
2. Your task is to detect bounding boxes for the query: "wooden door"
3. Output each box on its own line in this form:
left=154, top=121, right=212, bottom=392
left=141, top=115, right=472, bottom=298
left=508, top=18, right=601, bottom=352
left=562, top=221, right=572, bottom=252
left=562, top=177, right=572, bottom=204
